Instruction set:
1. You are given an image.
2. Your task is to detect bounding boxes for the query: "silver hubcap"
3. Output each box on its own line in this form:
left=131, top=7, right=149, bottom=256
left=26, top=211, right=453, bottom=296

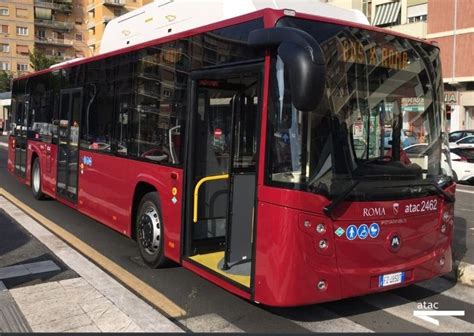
left=139, top=206, right=161, bottom=255
left=33, top=164, right=40, bottom=193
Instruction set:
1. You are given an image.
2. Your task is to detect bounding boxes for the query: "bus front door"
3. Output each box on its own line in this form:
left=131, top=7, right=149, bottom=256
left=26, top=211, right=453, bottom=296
left=56, top=89, right=82, bottom=202
left=186, top=66, right=261, bottom=288
left=14, top=95, right=29, bottom=178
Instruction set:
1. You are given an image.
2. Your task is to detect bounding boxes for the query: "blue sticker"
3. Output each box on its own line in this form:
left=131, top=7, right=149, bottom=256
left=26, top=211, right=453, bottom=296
left=281, top=132, right=290, bottom=144
left=83, top=156, right=93, bottom=166
left=369, top=223, right=380, bottom=238
left=358, top=224, right=369, bottom=240
left=346, top=225, right=358, bottom=240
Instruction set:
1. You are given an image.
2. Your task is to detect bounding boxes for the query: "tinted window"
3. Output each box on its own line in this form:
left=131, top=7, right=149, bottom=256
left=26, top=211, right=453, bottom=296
left=405, top=145, right=426, bottom=154
left=449, top=132, right=463, bottom=142
left=458, top=136, right=474, bottom=144
left=81, top=59, right=115, bottom=152
left=129, top=45, right=187, bottom=164
left=30, top=77, right=54, bottom=143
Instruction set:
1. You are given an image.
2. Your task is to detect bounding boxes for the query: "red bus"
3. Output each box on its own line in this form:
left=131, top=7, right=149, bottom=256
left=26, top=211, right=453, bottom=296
left=7, top=5, right=456, bottom=307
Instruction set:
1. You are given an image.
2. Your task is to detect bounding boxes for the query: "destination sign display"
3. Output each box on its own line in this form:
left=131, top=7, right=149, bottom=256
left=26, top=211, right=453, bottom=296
left=339, top=38, right=409, bottom=71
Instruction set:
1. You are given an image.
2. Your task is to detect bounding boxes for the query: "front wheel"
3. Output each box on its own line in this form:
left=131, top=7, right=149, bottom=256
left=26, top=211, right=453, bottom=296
left=31, top=158, right=44, bottom=200
left=136, top=192, right=167, bottom=268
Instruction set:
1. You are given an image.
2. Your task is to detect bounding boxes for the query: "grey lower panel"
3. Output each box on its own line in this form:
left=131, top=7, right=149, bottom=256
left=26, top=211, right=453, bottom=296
left=226, top=173, right=255, bottom=266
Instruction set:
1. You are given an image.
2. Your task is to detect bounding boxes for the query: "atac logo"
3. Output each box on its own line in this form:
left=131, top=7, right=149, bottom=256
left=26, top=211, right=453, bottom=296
left=393, top=202, right=400, bottom=215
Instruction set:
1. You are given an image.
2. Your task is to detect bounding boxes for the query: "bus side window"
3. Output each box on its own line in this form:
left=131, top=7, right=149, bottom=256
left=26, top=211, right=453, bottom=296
left=81, top=60, right=114, bottom=152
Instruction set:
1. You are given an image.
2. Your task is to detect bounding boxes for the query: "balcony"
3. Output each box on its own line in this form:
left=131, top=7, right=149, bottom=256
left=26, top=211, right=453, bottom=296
left=45, top=54, right=74, bottom=62
left=35, top=36, right=74, bottom=47
left=34, top=19, right=74, bottom=31
left=103, top=0, right=125, bottom=7
left=34, top=1, right=73, bottom=13
left=87, top=3, right=95, bottom=12
left=87, top=20, right=96, bottom=29
left=87, top=37, right=96, bottom=46
left=103, top=16, right=113, bottom=23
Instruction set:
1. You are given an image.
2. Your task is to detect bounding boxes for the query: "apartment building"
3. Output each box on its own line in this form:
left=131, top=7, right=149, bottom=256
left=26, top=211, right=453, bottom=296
left=427, top=0, right=474, bottom=132
left=34, top=0, right=91, bottom=62
left=0, top=0, right=35, bottom=76
left=324, top=0, right=427, bottom=38
left=86, top=0, right=152, bottom=55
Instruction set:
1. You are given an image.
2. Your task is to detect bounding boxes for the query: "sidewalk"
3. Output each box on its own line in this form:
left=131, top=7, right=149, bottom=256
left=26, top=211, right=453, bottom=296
left=0, top=196, right=182, bottom=333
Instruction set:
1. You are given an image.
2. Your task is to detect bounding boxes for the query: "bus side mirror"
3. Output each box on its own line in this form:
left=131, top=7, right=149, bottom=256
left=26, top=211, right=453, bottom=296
left=248, top=27, right=326, bottom=112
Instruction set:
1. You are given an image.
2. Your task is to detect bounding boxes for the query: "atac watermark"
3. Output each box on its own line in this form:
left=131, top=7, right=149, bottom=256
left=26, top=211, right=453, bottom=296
left=413, top=301, right=465, bottom=326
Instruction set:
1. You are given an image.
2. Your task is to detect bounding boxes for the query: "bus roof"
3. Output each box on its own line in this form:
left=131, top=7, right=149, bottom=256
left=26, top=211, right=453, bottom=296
left=100, top=0, right=369, bottom=54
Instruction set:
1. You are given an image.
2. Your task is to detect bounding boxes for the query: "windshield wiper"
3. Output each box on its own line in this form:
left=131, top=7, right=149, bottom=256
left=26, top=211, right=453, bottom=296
left=378, top=181, right=455, bottom=203
left=323, top=179, right=361, bottom=219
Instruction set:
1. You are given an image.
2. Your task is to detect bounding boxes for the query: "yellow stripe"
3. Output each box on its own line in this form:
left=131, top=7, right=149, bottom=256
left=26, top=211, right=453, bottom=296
left=0, top=188, right=186, bottom=318
left=193, top=174, right=229, bottom=223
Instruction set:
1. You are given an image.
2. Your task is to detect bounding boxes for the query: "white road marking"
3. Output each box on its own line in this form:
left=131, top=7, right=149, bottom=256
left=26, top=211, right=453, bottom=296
left=360, top=292, right=473, bottom=332
left=457, top=189, right=474, bottom=194
left=180, top=313, right=244, bottom=332
left=416, top=277, right=474, bottom=305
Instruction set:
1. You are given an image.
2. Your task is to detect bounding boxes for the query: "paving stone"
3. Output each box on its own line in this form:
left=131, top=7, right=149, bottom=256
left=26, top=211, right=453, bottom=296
left=65, top=324, right=101, bottom=332
left=32, top=313, right=93, bottom=332
left=24, top=260, right=60, bottom=275
left=0, top=265, right=29, bottom=280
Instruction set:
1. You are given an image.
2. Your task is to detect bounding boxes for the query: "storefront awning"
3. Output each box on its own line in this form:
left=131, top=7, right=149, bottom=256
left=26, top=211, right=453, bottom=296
left=372, top=1, right=401, bottom=26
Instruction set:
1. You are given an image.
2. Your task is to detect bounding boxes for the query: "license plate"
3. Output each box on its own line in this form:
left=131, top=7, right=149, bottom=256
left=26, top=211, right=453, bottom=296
left=379, top=271, right=405, bottom=287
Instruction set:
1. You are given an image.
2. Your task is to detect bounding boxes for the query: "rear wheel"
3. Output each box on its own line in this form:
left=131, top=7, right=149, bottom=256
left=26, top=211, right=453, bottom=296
left=31, top=158, right=44, bottom=200
left=136, top=192, right=167, bottom=268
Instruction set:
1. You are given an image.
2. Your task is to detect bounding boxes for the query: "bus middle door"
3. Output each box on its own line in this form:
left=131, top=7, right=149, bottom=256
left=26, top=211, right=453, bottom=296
left=186, top=65, right=261, bottom=287
left=57, top=88, right=82, bottom=202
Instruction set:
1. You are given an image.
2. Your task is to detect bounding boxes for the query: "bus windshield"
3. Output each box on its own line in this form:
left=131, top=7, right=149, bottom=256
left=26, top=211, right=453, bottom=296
left=267, top=17, right=452, bottom=200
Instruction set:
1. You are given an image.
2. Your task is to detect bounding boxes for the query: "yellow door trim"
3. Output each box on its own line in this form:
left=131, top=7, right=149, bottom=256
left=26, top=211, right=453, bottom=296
left=193, top=174, right=229, bottom=223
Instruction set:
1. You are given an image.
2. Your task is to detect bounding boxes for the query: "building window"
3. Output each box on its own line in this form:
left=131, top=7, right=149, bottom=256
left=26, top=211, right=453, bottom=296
left=362, top=0, right=372, bottom=22
left=16, top=26, right=29, bottom=36
left=407, top=4, right=428, bottom=23
left=17, top=63, right=28, bottom=71
left=37, top=29, right=46, bottom=39
left=75, top=17, right=83, bottom=25
left=0, top=43, right=9, bottom=52
left=16, top=45, right=29, bottom=55
left=1, top=25, right=8, bottom=34
left=372, top=1, right=401, bottom=27
left=0, top=7, right=8, bottom=16
left=75, top=34, right=83, bottom=41
left=0, top=62, right=10, bottom=71
left=16, top=8, right=28, bottom=18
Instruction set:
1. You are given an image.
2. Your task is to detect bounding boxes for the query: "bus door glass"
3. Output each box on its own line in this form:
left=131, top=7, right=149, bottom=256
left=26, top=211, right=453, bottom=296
left=187, top=66, right=260, bottom=287
left=57, top=88, right=82, bottom=201
left=14, top=95, right=29, bottom=177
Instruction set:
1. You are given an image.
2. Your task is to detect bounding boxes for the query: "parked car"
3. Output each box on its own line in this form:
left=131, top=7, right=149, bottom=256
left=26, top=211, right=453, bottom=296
left=404, top=143, right=453, bottom=178
left=448, top=129, right=474, bottom=145
left=450, top=135, right=474, bottom=149
left=450, top=147, right=474, bottom=184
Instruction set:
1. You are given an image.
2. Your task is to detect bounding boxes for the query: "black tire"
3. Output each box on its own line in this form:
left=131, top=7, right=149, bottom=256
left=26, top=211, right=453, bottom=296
left=136, top=192, right=167, bottom=268
left=31, top=158, right=44, bottom=200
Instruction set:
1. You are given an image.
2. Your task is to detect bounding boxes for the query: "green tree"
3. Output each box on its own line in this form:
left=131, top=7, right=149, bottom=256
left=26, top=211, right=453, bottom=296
left=0, top=71, right=12, bottom=92
left=29, top=49, right=58, bottom=71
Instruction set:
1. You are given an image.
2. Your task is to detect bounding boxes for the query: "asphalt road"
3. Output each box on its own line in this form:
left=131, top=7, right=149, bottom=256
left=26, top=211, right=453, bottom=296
left=0, top=144, right=473, bottom=333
